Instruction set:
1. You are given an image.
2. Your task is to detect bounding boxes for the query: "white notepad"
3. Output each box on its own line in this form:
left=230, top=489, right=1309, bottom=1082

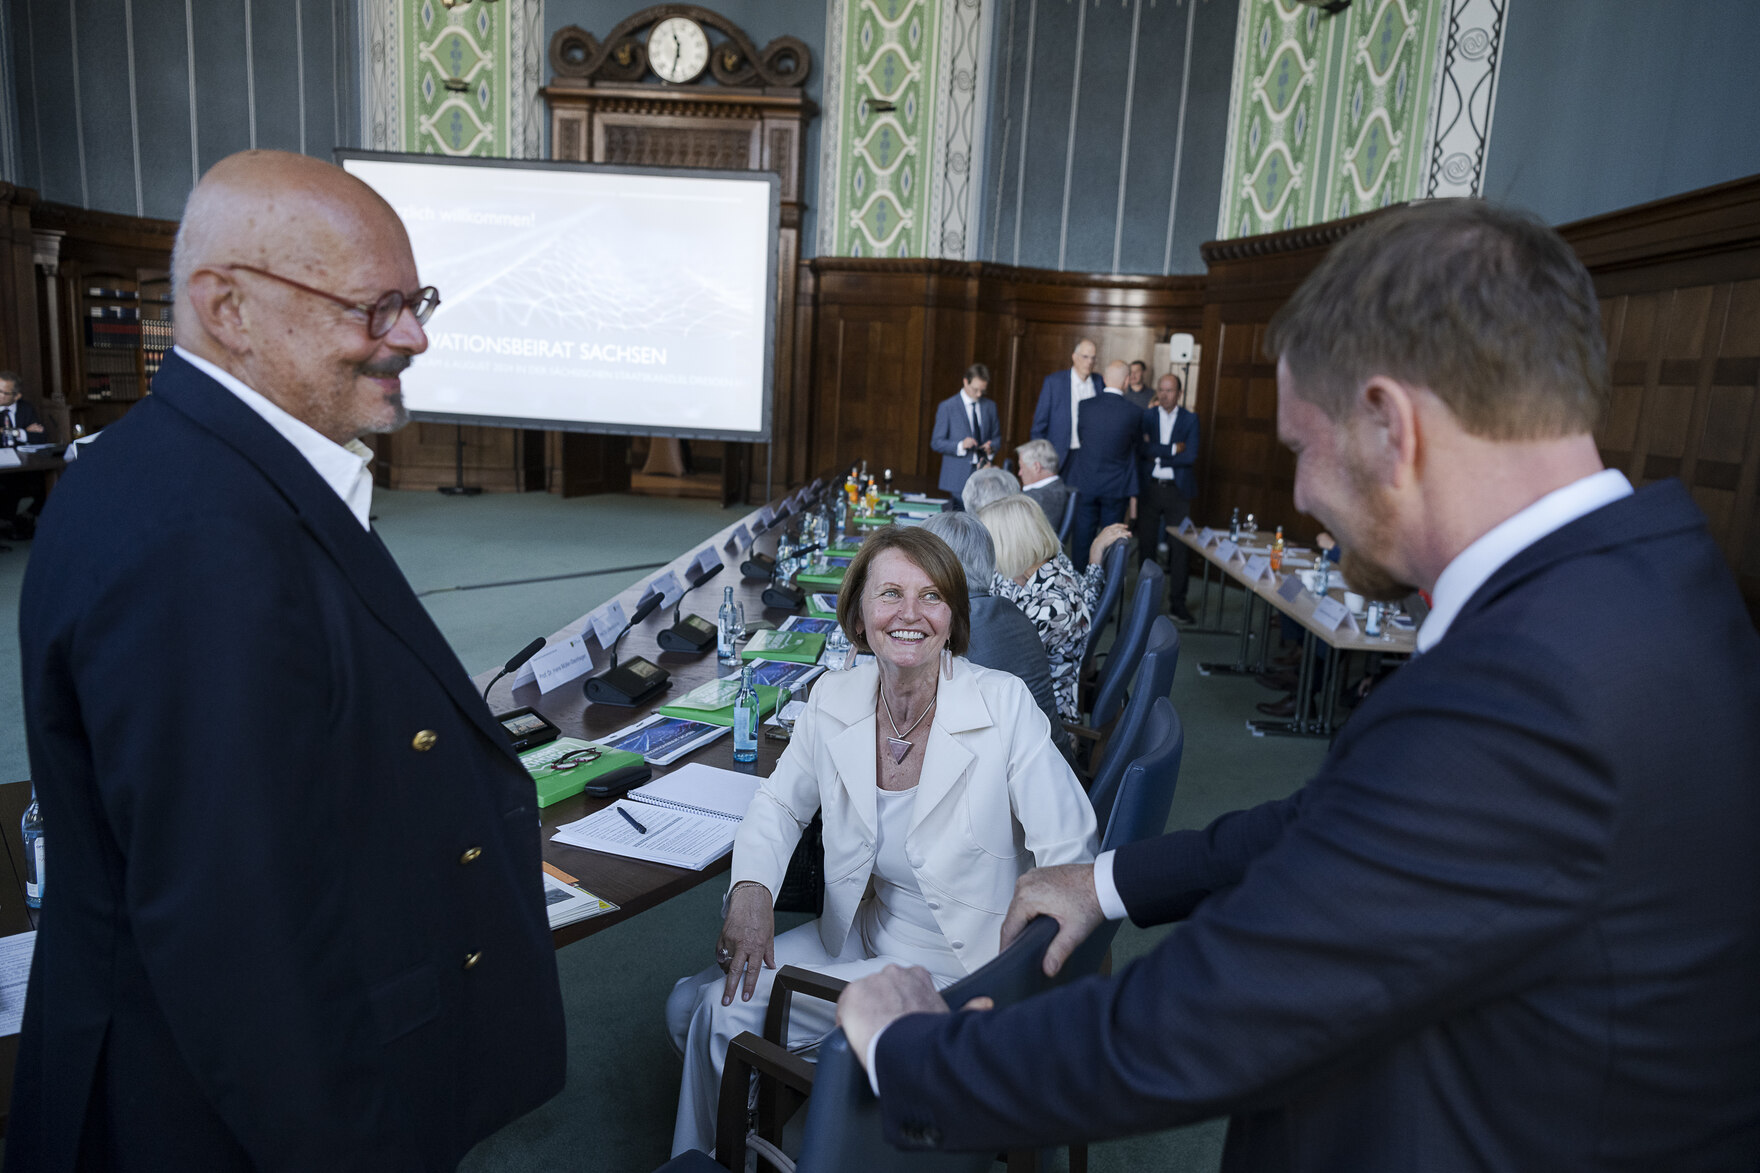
left=551, top=763, right=762, bottom=870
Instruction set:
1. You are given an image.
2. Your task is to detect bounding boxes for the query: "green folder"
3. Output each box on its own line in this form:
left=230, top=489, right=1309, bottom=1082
left=807, top=592, right=840, bottom=618
left=520, top=737, right=646, bottom=808
left=853, top=513, right=894, bottom=527
left=740, top=629, right=827, bottom=664
left=827, top=542, right=863, bottom=557
left=656, top=676, right=784, bottom=727
left=795, top=565, right=847, bottom=588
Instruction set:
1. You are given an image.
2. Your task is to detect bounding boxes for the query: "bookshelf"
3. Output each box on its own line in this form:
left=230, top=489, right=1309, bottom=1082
left=32, top=203, right=179, bottom=435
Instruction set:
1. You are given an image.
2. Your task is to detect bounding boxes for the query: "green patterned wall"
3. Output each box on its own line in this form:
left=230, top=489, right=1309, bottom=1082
left=826, top=0, right=943, bottom=257
left=404, top=0, right=510, bottom=156
left=1218, top=0, right=1444, bottom=239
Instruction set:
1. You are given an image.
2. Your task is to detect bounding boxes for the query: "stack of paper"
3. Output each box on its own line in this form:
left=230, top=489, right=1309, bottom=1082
left=552, top=763, right=763, bottom=870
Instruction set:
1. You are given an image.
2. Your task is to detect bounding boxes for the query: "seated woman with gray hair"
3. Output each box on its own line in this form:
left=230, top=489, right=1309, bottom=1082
left=959, top=465, right=1020, bottom=514
left=922, top=511, right=1069, bottom=753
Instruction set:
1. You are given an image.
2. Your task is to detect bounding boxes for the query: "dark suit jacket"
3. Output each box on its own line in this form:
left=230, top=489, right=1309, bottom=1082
left=10, top=353, right=566, bottom=1171
left=929, top=393, right=1002, bottom=496
left=1138, top=404, right=1199, bottom=500
left=1029, top=370, right=1105, bottom=470
left=0, top=398, right=43, bottom=443
left=877, top=480, right=1760, bottom=1170
left=1022, top=478, right=1071, bottom=533
left=1068, top=392, right=1141, bottom=500
left=965, top=592, right=1068, bottom=755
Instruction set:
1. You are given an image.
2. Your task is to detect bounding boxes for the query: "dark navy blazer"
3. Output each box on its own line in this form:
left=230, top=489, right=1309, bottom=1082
left=929, top=392, right=1002, bottom=496
left=877, top=480, right=1760, bottom=1170
left=1068, top=392, right=1141, bottom=500
left=10, top=353, right=566, bottom=1170
left=1028, top=369, right=1105, bottom=471
left=1139, top=404, right=1199, bottom=501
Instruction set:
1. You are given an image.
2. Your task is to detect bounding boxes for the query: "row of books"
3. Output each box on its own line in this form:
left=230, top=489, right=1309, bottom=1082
left=84, top=318, right=174, bottom=351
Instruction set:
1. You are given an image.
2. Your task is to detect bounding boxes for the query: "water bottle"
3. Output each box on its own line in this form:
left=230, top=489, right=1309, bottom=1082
left=22, top=785, right=43, bottom=908
left=717, top=586, right=742, bottom=665
left=732, top=665, right=759, bottom=762
left=1229, top=507, right=1241, bottom=540
left=1315, top=557, right=1331, bottom=596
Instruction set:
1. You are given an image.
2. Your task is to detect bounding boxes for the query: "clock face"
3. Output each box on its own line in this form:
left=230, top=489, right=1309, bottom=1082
left=648, top=17, right=709, bottom=84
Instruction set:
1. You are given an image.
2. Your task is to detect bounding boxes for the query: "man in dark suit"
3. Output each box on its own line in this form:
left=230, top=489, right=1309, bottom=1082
left=1016, top=438, right=1070, bottom=535
left=1136, top=373, right=1200, bottom=621
left=1028, top=337, right=1103, bottom=479
left=11, top=151, right=566, bottom=1170
left=838, top=201, right=1760, bottom=1168
left=1067, top=360, right=1140, bottom=570
left=0, top=371, right=51, bottom=532
left=929, top=362, right=1003, bottom=506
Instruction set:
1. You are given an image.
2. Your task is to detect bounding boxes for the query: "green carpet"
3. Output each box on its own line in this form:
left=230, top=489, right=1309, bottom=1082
left=2, top=488, right=1329, bottom=1171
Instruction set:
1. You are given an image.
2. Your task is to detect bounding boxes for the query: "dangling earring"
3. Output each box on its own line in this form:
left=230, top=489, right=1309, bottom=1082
left=942, top=647, right=953, bottom=679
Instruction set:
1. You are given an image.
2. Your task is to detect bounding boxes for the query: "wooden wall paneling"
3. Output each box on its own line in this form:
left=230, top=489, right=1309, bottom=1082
left=0, top=185, right=42, bottom=400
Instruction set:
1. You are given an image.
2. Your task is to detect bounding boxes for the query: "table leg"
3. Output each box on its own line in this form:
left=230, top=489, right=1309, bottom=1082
left=1199, top=583, right=1259, bottom=676
left=1250, top=630, right=1330, bottom=739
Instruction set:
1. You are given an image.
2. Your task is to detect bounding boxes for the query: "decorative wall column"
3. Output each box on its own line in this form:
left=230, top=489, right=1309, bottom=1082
left=819, top=0, right=994, bottom=258
left=363, top=0, right=545, bottom=158
left=1216, top=0, right=1505, bottom=239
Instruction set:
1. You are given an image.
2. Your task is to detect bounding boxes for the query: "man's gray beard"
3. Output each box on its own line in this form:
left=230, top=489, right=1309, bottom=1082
left=363, top=395, right=410, bottom=434
left=1340, top=548, right=1415, bottom=603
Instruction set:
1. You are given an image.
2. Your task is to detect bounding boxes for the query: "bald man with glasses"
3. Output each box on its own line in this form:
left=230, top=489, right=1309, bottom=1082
left=11, top=151, right=565, bottom=1170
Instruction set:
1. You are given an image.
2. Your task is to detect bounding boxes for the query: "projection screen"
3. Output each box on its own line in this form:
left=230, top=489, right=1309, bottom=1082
left=338, top=152, right=779, bottom=442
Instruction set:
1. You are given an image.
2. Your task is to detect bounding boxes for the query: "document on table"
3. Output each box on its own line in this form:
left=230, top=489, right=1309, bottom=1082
left=0, top=930, right=36, bottom=1037
left=541, top=865, right=619, bottom=929
left=554, top=802, right=737, bottom=870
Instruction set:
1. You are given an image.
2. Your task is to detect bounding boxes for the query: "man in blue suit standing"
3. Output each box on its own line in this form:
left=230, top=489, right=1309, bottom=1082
left=929, top=362, right=1002, bottom=507
left=1067, top=360, right=1140, bottom=569
left=1029, top=337, right=1103, bottom=481
left=10, top=151, right=566, bottom=1170
left=1137, top=372, right=1200, bottom=621
left=838, top=201, right=1760, bottom=1169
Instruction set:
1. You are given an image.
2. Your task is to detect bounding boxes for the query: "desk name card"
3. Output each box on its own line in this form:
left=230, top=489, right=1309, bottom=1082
left=1276, top=574, right=1307, bottom=603
left=1312, top=595, right=1358, bottom=633
left=1241, top=554, right=1271, bottom=582
left=1198, top=527, right=1218, bottom=547
left=588, top=599, right=628, bottom=648
left=1215, top=539, right=1241, bottom=563
left=809, top=477, right=824, bottom=495
left=528, top=633, right=599, bottom=693
left=1177, top=517, right=1196, bottom=536
left=725, top=523, right=751, bottom=554
left=691, top=545, right=724, bottom=579
left=753, top=505, right=776, bottom=532
left=647, top=569, right=686, bottom=609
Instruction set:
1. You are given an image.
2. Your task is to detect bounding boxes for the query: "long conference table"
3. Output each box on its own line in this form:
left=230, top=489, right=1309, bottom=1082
left=478, top=473, right=851, bottom=950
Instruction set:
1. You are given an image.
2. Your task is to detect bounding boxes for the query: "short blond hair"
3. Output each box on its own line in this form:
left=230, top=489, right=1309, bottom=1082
left=978, top=494, right=1060, bottom=580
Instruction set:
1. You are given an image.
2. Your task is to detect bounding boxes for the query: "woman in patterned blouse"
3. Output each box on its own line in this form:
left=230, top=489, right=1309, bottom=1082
left=978, top=495, right=1131, bottom=720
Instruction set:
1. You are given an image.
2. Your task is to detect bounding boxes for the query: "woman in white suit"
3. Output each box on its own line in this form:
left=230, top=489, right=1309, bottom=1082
left=666, top=526, right=1097, bottom=1157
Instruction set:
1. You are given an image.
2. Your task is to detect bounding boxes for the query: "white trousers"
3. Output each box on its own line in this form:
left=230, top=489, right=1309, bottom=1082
left=665, top=916, right=963, bottom=1158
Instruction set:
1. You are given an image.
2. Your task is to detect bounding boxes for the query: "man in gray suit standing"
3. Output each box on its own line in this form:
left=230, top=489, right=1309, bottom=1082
left=930, top=363, right=1003, bottom=507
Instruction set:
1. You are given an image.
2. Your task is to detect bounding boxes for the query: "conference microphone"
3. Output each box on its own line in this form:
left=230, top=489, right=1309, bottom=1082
left=656, top=564, right=726, bottom=654
left=583, top=593, right=672, bottom=707
left=481, top=636, right=547, bottom=703
left=761, top=541, right=820, bottom=611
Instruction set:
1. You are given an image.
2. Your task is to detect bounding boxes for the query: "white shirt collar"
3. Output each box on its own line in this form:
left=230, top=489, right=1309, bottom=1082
left=1417, top=468, right=1633, bottom=653
left=174, top=346, right=375, bottom=530
left=960, top=388, right=982, bottom=408
left=1070, top=368, right=1095, bottom=397
left=1022, top=473, right=1060, bottom=490
left=1100, top=386, right=1124, bottom=395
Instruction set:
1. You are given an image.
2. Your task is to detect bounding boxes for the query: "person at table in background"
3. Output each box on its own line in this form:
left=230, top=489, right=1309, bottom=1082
left=923, top=511, right=1071, bottom=759
left=0, top=371, right=51, bottom=536
left=1029, top=337, right=1104, bottom=480
left=1068, top=360, right=1141, bottom=570
left=837, top=200, right=1760, bottom=1170
left=1137, top=373, right=1200, bottom=622
left=930, top=363, right=1004, bottom=508
left=979, top=495, right=1130, bottom=721
left=10, top=151, right=566, bottom=1170
left=664, top=526, right=1096, bottom=1158
left=1122, top=360, right=1154, bottom=410
left=958, top=465, right=1020, bottom=515
left=1016, top=439, right=1070, bottom=532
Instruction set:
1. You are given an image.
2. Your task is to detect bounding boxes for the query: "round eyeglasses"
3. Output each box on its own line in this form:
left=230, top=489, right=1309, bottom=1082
left=223, top=263, right=441, bottom=339
left=546, top=747, right=605, bottom=771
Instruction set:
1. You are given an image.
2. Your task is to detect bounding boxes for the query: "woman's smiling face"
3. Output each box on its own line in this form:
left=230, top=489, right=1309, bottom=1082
left=859, top=548, right=952, bottom=672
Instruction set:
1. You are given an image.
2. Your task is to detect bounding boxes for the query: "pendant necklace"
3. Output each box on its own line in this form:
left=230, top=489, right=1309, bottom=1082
left=880, top=684, right=936, bottom=764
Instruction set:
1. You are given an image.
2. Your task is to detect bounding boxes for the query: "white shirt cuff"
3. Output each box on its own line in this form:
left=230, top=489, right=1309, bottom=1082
left=1093, top=849, right=1129, bottom=921
left=865, top=1026, right=887, bottom=1097
left=1152, top=468, right=1174, bottom=480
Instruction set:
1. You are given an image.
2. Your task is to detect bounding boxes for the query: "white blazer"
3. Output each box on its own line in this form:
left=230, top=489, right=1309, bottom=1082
left=730, top=656, right=1098, bottom=973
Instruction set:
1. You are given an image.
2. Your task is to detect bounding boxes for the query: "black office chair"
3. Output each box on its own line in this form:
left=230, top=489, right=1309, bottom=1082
left=663, top=919, right=1070, bottom=1173
left=1086, top=618, right=1180, bottom=834
left=1069, top=561, right=1161, bottom=771
left=1096, top=697, right=1185, bottom=853
left=1057, top=491, right=1079, bottom=546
